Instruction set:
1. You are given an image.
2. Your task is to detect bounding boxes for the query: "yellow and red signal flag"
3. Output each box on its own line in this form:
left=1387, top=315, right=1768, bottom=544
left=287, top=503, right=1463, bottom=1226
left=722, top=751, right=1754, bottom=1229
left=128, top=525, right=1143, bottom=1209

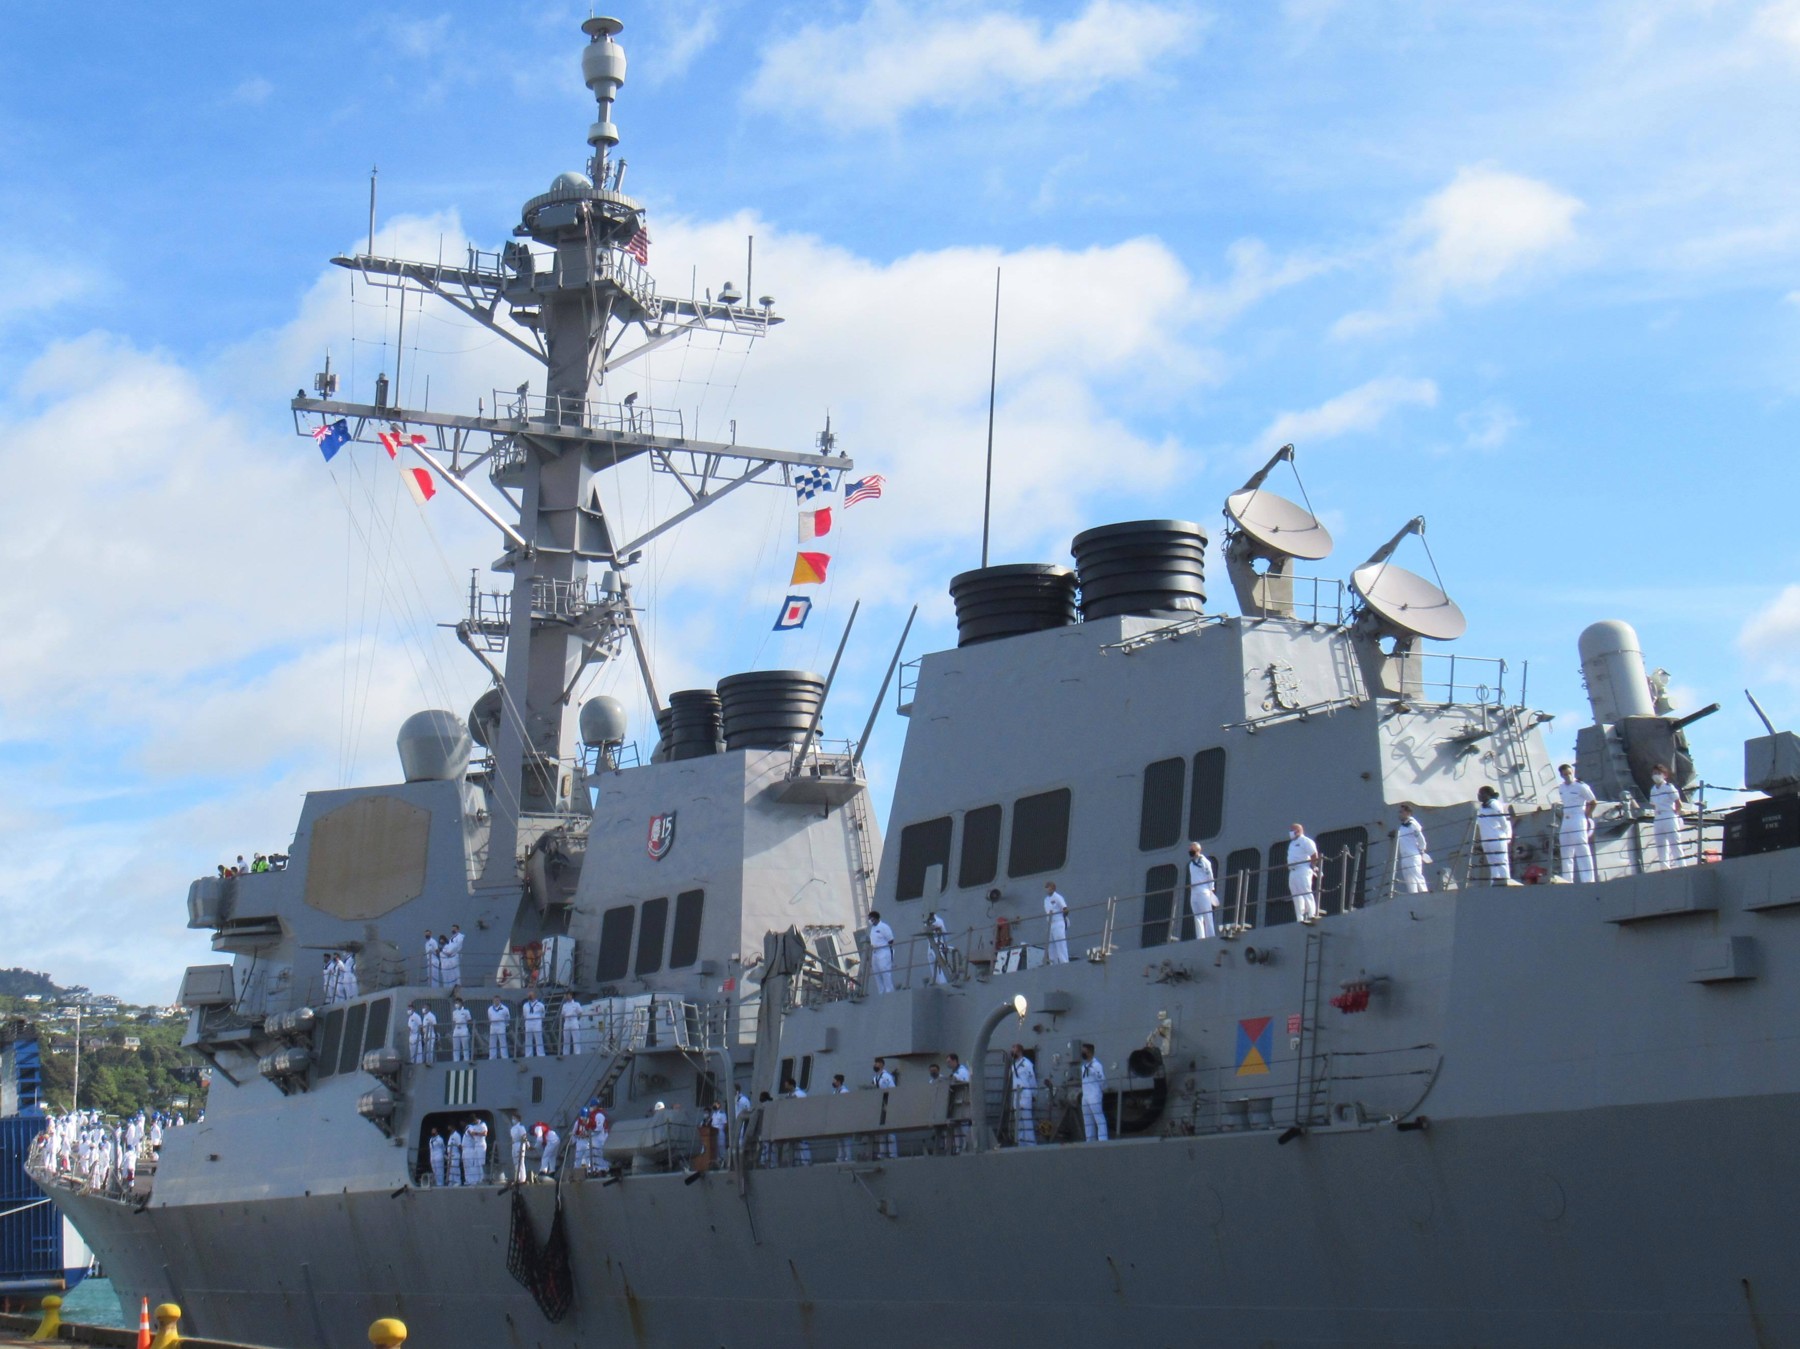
left=790, top=551, right=830, bottom=585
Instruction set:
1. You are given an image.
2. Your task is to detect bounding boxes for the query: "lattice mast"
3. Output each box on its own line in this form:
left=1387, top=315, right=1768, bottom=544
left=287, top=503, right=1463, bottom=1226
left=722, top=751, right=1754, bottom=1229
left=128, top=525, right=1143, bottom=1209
left=291, top=17, right=851, bottom=890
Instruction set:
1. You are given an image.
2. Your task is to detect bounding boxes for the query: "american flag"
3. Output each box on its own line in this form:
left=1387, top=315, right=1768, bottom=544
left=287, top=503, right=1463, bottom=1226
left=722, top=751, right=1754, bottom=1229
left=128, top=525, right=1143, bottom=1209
left=625, top=226, right=649, bottom=265
left=844, top=473, right=885, bottom=508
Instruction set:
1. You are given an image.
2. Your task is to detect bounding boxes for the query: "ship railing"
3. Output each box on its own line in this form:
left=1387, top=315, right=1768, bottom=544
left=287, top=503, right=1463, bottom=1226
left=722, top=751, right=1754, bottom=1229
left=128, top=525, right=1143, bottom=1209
left=496, top=388, right=686, bottom=440
left=1406, top=652, right=1518, bottom=707
left=897, top=658, right=920, bottom=714
left=387, top=991, right=739, bottom=1064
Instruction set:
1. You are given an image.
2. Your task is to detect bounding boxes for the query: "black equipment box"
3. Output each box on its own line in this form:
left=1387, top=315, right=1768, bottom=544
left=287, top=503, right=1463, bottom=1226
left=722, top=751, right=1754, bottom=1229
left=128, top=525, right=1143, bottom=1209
left=1722, top=795, right=1800, bottom=858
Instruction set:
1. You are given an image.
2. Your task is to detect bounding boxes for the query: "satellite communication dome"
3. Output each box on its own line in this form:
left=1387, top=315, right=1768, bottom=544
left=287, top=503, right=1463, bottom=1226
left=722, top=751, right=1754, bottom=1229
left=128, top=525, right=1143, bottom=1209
left=396, top=709, right=472, bottom=783
left=580, top=695, right=629, bottom=747
left=551, top=171, right=593, bottom=192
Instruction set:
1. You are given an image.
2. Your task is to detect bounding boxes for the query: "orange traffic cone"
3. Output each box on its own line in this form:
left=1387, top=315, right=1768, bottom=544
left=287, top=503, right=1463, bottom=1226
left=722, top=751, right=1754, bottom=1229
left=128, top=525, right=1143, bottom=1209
left=137, top=1297, right=151, bottom=1349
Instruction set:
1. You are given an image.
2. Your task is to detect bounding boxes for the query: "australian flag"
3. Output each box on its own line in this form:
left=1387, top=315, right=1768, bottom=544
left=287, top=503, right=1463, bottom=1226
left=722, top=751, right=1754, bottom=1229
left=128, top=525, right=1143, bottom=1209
left=794, top=467, right=833, bottom=501
left=313, top=418, right=351, bottom=462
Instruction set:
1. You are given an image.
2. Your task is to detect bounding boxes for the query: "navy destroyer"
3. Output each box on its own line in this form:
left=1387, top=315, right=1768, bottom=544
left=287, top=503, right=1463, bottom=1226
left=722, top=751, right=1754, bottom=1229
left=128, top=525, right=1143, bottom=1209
left=30, top=18, right=1800, bottom=1348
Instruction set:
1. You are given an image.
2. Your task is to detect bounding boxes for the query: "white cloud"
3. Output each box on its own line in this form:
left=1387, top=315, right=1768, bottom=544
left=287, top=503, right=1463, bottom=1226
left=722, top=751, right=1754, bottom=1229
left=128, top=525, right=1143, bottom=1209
left=228, top=76, right=273, bottom=106
left=645, top=1, right=726, bottom=82
left=1192, top=238, right=1334, bottom=328
left=1337, top=167, right=1585, bottom=336
left=1457, top=399, right=1522, bottom=452
left=1252, top=375, right=1438, bottom=454
left=1757, top=1, right=1800, bottom=55
left=1739, top=585, right=1800, bottom=684
left=748, top=0, right=1204, bottom=130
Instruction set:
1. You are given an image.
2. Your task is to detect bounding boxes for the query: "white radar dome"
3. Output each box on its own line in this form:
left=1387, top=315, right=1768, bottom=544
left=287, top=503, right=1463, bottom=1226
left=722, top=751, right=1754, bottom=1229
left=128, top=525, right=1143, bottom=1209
left=580, top=695, right=628, bottom=747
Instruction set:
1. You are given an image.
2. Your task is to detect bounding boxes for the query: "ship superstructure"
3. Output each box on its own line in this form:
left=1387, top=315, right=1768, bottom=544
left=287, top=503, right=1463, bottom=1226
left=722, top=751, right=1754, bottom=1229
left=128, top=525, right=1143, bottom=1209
left=30, top=19, right=1800, bottom=1349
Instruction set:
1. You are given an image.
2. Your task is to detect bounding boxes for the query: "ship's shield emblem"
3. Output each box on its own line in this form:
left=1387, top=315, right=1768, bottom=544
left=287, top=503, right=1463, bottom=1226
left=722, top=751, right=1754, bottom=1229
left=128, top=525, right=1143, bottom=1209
left=648, top=811, right=677, bottom=861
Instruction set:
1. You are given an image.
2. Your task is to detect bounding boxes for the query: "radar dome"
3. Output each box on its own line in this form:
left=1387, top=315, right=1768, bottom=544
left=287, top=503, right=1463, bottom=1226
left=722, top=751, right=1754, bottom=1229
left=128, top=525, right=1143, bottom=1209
left=580, top=695, right=628, bottom=747
left=552, top=171, right=593, bottom=192
left=397, top=709, right=472, bottom=783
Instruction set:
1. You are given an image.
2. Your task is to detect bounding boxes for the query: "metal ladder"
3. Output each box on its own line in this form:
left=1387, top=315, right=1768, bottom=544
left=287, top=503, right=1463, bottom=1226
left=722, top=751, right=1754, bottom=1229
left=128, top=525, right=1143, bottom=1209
left=1293, top=929, right=1331, bottom=1128
left=844, top=786, right=881, bottom=921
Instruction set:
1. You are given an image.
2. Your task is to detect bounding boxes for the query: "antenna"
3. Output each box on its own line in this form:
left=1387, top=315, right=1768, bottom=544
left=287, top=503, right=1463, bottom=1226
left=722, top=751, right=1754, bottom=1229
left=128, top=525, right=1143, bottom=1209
left=1222, top=443, right=1333, bottom=619
left=367, top=166, right=378, bottom=258
left=980, top=267, right=1001, bottom=568
left=1350, top=517, right=1466, bottom=642
left=854, top=606, right=919, bottom=772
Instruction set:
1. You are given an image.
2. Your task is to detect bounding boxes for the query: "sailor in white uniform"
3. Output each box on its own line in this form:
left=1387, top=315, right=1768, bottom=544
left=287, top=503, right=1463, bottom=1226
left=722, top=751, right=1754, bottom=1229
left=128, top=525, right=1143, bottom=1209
left=510, top=1116, right=530, bottom=1182
left=1186, top=843, right=1219, bottom=938
left=419, top=1003, right=438, bottom=1061
left=1396, top=804, right=1431, bottom=894
left=1078, top=1043, right=1108, bottom=1142
left=450, top=997, right=473, bottom=1061
left=867, top=911, right=896, bottom=994
left=336, top=952, right=358, bottom=1000
left=1476, top=786, right=1514, bottom=884
left=439, top=924, right=464, bottom=988
left=463, top=1117, right=489, bottom=1184
left=925, top=911, right=954, bottom=983
left=321, top=953, right=340, bottom=1004
left=560, top=994, right=584, bottom=1056
left=1554, top=764, right=1598, bottom=883
left=830, top=1074, right=853, bottom=1162
left=947, top=1053, right=973, bottom=1154
left=1287, top=825, right=1321, bottom=923
left=781, top=1078, right=810, bottom=1167
left=521, top=990, right=547, bottom=1057
left=407, top=1003, right=427, bottom=1064
left=486, top=995, right=512, bottom=1060
left=1651, top=763, right=1685, bottom=869
left=446, top=1125, right=465, bottom=1185
left=424, top=931, right=442, bottom=987
left=872, top=1058, right=898, bottom=1159
left=1043, top=882, right=1070, bottom=963
left=1009, top=1044, right=1038, bottom=1146
left=735, top=1088, right=754, bottom=1152
left=428, top=1127, right=447, bottom=1186
left=539, top=1125, right=561, bottom=1178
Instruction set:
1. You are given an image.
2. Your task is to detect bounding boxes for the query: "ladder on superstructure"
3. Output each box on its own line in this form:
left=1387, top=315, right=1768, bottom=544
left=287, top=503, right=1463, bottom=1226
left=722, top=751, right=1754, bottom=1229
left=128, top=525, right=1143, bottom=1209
left=1293, top=929, right=1331, bottom=1128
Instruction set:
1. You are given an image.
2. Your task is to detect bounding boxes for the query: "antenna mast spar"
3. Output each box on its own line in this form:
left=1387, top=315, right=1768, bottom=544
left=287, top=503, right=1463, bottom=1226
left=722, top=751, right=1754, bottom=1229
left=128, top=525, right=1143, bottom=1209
left=290, top=17, right=852, bottom=891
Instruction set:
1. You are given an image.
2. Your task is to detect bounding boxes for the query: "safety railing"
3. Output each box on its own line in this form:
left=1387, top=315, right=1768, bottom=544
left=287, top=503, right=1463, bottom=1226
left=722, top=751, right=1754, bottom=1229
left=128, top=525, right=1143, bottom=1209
left=395, top=992, right=735, bottom=1064
left=495, top=388, right=685, bottom=440
left=1408, top=652, right=1516, bottom=706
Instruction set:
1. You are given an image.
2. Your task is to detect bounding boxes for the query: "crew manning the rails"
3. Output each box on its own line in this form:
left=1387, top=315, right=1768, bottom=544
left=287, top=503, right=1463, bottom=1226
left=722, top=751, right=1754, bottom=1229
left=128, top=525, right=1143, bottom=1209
left=1043, top=882, right=1070, bottom=963
left=1287, top=824, right=1322, bottom=924
left=521, top=989, right=547, bottom=1057
left=424, top=930, right=442, bottom=987
left=1078, top=1043, right=1108, bottom=1142
left=867, top=910, right=896, bottom=993
left=948, top=1053, right=973, bottom=1154
left=1651, top=763, right=1687, bottom=869
left=487, top=995, right=512, bottom=1059
left=1009, top=1044, right=1038, bottom=1146
left=1555, top=764, right=1598, bottom=883
left=1186, top=843, right=1219, bottom=938
left=451, top=997, right=473, bottom=1061
left=1476, top=786, right=1514, bottom=884
left=439, top=924, right=464, bottom=987
left=925, top=911, right=954, bottom=983
left=872, top=1058, right=899, bottom=1159
left=560, top=993, right=585, bottom=1055
left=1396, top=803, right=1431, bottom=894
left=831, top=1075, right=852, bottom=1162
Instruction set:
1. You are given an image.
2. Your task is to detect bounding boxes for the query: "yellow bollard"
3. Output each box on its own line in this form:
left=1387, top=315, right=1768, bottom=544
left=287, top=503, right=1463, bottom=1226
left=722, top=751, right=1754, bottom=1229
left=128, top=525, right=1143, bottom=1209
left=368, top=1318, right=407, bottom=1349
left=28, top=1294, right=61, bottom=1341
left=150, top=1303, right=181, bottom=1349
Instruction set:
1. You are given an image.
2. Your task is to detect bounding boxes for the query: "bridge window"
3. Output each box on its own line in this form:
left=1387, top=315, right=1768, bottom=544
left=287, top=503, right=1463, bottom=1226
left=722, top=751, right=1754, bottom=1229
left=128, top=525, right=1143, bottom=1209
left=896, top=816, right=953, bottom=900
left=363, top=996, right=392, bottom=1055
left=958, top=804, right=1003, bottom=888
left=1009, top=788, right=1072, bottom=878
left=316, top=1008, right=344, bottom=1081
left=337, top=1001, right=368, bottom=1076
left=636, top=896, right=670, bottom=976
left=670, top=889, right=705, bottom=970
left=1139, top=758, right=1186, bottom=852
left=596, top=904, right=635, bottom=983
left=1188, top=748, right=1226, bottom=842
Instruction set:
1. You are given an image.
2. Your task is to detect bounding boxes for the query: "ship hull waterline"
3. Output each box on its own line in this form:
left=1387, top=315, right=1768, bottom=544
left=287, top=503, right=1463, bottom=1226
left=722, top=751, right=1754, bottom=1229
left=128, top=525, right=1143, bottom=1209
left=44, top=1092, right=1799, bottom=1349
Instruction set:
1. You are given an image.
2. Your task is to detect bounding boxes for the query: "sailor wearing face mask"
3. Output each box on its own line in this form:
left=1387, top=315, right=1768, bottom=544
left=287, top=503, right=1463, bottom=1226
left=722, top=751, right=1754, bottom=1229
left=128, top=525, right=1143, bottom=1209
left=1650, top=763, right=1686, bottom=869
left=1078, top=1043, right=1108, bottom=1142
left=1476, top=787, right=1514, bottom=885
left=1287, top=824, right=1321, bottom=922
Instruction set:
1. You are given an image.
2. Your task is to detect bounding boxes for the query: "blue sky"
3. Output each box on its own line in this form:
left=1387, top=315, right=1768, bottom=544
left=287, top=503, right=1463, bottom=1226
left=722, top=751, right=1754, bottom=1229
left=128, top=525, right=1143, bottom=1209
left=2, top=0, right=1798, bottom=1002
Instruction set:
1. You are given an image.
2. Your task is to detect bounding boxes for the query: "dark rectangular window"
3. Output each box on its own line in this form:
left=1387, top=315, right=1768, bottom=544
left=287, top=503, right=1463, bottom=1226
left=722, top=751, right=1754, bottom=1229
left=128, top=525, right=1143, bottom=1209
left=896, top=816, right=953, bottom=900
left=363, top=997, right=391, bottom=1054
left=799, top=1054, right=814, bottom=1091
left=1188, top=748, right=1226, bottom=842
left=1139, top=758, right=1186, bottom=852
left=596, top=905, right=635, bottom=983
left=317, top=1008, right=344, bottom=1081
left=636, top=896, right=670, bottom=976
left=1315, top=827, right=1369, bottom=917
left=337, top=1002, right=368, bottom=1076
left=1223, top=848, right=1262, bottom=931
left=1266, top=841, right=1299, bottom=928
left=531, top=1076, right=544, bottom=1104
left=1008, top=787, right=1072, bottom=878
left=958, top=804, right=1003, bottom=888
left=1141, top=863, right=1179, bottom=948
left=670, top=889, right=705, bottom=969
